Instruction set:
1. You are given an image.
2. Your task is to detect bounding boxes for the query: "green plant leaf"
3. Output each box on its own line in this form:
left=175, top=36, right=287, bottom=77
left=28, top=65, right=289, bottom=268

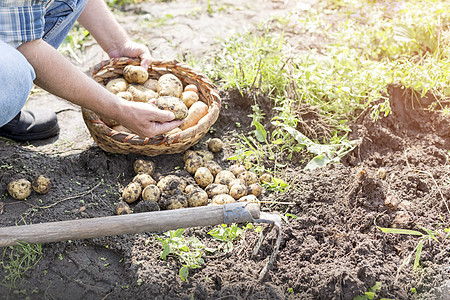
left=179, top=266, right=189, bottom=282
left=413, top=240, right=423, bottom=271
left=253, top=120, right=267, bottom=143
left=377, top=227, right=423, bottom=236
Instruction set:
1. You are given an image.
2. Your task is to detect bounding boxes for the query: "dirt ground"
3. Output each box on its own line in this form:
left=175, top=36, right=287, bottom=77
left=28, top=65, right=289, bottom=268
left=1, top=0, right=450, bottom=299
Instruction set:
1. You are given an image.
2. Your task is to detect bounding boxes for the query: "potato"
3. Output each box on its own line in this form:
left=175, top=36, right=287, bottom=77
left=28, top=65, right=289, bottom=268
left=259, top=173, right=272, bottom=184
left=185, top=156, right=204, bottom=174
left=194, top=167, right=214, bottom=188
left=238, top=194, right=259, bottom=204
left=179, top=101, right=208, bottom=130
left=141, top=184, right=161, bottom=202
left=208, top=138, right=223, bottom=153
left=123, top=65, right=148, bottom=84
left=204, top=160, right=222, bottom=177
left=181, top=91, right=198, bottom=108
left=229, top=164, right=246, bottom=177
left=115, top=201, right=131, bottom=215
left=157, top=175, right=187, bottom=194
left=187, top=188, right=208, bottom=207
left=31, top=175, right=51, bottom=194
left=106, top=78, right=128, bottom=94
left=159, top=190, right=188, bottom=210
left=195, top=150, right=214, bottom=161
left=228, top=178, right=246, bottom=189
left=184, top=84, right=198, bottom=94
left=229, top=183, right=247, bottom=200
left=134, top=200, right=160, bottom=213
left=157, top=74, right=183, bottom=98
left=143, top=79, right=158, bottom=92
left=127, top=84, right=158, bottom=102
left=155, top=96, right=188, bottom=120
left=205, top=183, right=229, bottom=198
left=183, top=150, right=199, bottom=162
left=212, top=194, right=235, bottom=205
left=133, top=173, right=156, bottom=189
left=247, top=183, right=262, bottom=197
left=8, top=178, right=32, bottom=200
left=237, top=171, right=259, bottom=186
left=117, top=91, right=133, bottom=101
left=134, top=159, right=155, bottom=175
left=184, top=184, right=198, bottom=194
left=122, top=182, right=142, bottom=204
left=214, top=170, right=236, bottom=186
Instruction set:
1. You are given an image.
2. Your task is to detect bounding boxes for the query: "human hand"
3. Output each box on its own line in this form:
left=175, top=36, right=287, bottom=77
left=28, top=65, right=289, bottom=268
left=116, top=99, right=183, bottom=138
left=107, top=40, right=152, bottom=69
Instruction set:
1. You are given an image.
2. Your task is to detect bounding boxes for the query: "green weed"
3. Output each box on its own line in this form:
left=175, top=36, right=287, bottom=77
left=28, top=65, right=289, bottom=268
left=208, top=223, right=258, bottom=253
left=0, top=242, right=43, bottom=289
left=156, top=229, right=213, bottom=282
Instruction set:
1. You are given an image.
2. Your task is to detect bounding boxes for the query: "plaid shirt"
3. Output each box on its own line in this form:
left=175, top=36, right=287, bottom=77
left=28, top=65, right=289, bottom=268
left=0, top=0, right=52, bottom=48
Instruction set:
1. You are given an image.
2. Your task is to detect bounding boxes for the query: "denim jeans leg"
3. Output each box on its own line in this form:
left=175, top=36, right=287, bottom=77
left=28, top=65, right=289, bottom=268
left=0, top=41, right=36, bottom=127
left=43, top=0, right=89, bottom=49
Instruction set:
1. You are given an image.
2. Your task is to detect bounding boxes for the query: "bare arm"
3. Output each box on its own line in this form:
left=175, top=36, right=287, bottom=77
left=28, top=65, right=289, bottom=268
left=77, top=0, right=152, bottom=68
left=17, top=39, right=182, bottom=137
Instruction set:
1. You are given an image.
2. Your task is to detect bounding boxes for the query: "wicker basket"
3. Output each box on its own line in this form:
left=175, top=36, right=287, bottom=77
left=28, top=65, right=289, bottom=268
left=82, top=57, right=221, bottom=156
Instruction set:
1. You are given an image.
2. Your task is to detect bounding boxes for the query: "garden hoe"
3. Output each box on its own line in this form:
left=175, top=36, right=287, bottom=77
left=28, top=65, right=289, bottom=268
left=0, top=202, right=281, bottom=281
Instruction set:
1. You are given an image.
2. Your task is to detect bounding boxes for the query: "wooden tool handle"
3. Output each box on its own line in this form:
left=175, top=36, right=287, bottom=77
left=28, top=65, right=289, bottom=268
left=0, top=202, right=260, bottom=247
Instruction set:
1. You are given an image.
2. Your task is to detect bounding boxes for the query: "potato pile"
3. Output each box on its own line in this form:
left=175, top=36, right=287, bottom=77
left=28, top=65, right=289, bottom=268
left=116, top=140, right=270, bottom=215
left=7, top=175, right=51, bottom=200
left=102, top=66, right=208, bottom=135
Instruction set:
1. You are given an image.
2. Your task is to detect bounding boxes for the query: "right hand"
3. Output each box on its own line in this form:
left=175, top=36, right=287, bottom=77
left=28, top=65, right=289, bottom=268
left=116, top=99, right=183, bottom=138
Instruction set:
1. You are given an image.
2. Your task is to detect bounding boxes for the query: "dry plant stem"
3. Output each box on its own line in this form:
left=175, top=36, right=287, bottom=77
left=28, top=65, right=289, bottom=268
left=404, top=149, right=450, bottom=214
left=18, top=181, right=103, bottom=210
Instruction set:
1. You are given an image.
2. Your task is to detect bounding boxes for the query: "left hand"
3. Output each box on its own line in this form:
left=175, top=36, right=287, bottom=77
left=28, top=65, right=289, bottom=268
left=108, top=40, right=152, bottom=69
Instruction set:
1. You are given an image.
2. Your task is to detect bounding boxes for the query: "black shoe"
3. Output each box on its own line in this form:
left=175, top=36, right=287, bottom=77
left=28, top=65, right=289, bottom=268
left=0, top=109, right=59, bottom=141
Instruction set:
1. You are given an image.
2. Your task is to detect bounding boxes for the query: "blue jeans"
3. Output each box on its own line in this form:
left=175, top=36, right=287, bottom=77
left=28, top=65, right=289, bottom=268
left=0, top=0, right=88, bottom=127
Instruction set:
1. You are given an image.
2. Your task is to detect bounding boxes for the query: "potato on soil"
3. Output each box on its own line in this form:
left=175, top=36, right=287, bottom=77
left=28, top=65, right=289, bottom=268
left=229, top=183, right=247, bottom=200
left=214, top=170, right=236, bottom=186
left=184, top=184, right=198, bottom=194
left=238, top=194, right=259, bottom=204
left=208, top=138, right=223, bottom=153
left=183, top=150, right=199, bottom=162
left=247, top=183, right=262, bottom=197
left=187, top=188, right=208, bottom=207
left=116, top=91, right=133, bottom=101
left=157, top=175, right=187, bottom=194
left=259, top=173, right=272, bottom=184
left=143, top=79, right=158, bottom=91
left=157, top=73, right=183, bottom=98
left=184, top=84, right=198, bottom=94
left=106, top=78, right=128, bottom=94
left=228, top=164, right=246, bottom=177
left=227, top=178, right=246, bottom=189
left=134, top=200, right=160, bottom=213
left=133, top=173, right=156, bottom=189
left=122, top=182, right=142, bottom=204
left=115, top=201, right=132, bottom=215
left=195, top=150, right=214, bottom=161
left=185, top=156, right=204, bottom=174
left=205, top=183, right=229, bottom=198
left=212, top=194, right=235, bottom=205
left=181, top=91, right=199, bottom=108
left=194, top=167, right=214, bottom=188
left=141, top=184, right=161, bottom=202
left=179, top=101, right=208, bottom=130
left=237, top=171, right=259, bottom=186
left=8, top=178, right=32, bottom=200
left=155, top=96, right=188, bottom=120
left=134, top=159, right=155, bottom=175
left=127, top=84, right=158, bottom=103
left=204, top=160, right=222, bottom=177
left=123, top=65, right=148, bottom=84
left=159, top=190, right=188, bottom=210
left=32, top=175, right=51, bottom=194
